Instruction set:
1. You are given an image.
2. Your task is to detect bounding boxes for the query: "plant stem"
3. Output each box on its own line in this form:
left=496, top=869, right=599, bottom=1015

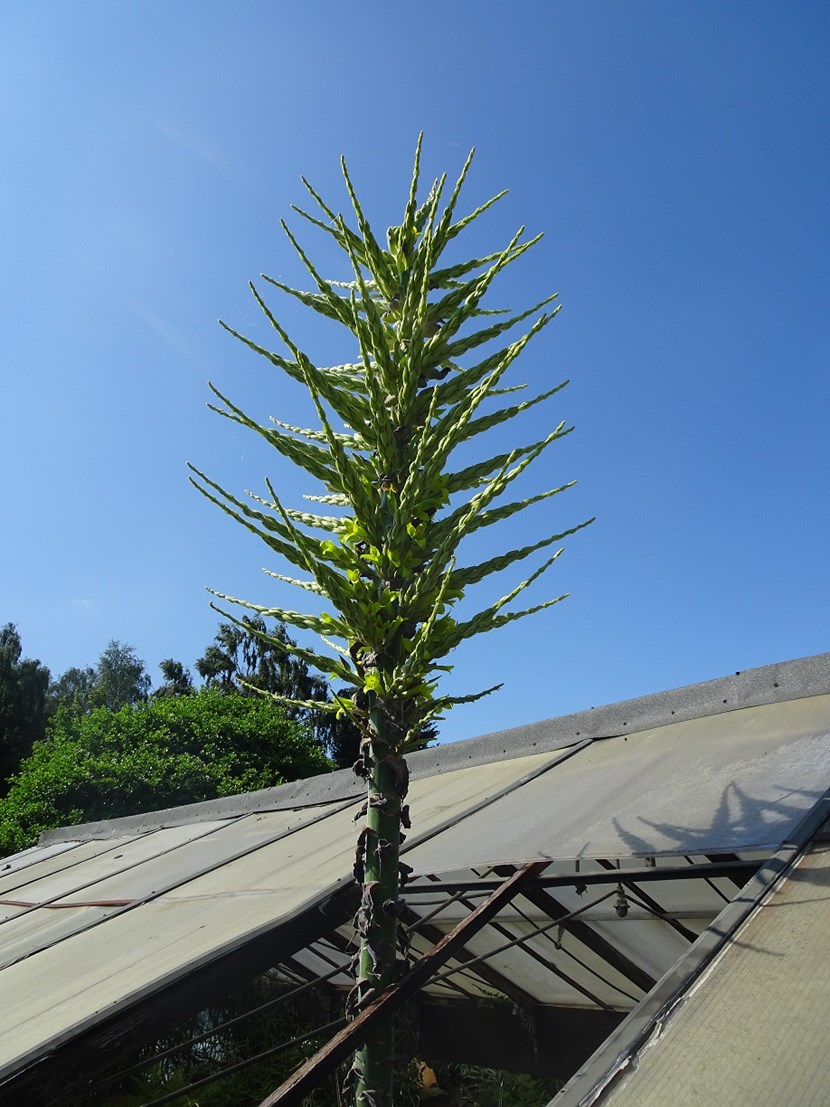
left=353, top=709, right=402, bottom=1106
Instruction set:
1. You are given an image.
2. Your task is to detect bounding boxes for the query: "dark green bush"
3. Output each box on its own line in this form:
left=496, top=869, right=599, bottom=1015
left=0, top=689, right=331, bottom=855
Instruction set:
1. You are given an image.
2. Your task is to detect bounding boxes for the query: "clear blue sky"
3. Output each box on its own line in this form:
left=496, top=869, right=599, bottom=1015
left=2, top=1, right=828, bottom=743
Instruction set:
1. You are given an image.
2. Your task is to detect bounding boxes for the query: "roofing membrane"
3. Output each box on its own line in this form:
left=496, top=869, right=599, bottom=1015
left=0, top=808, right=352, bottom=1078
left=596, top=839, right=830, bottom=1106
left=0, top=654, right=828, bottom=1102
left=408, top=694, right=830, bottom=871
left=0, top=750, right=560, bottom=1080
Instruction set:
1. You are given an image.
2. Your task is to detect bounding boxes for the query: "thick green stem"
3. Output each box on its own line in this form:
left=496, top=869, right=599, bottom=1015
left=353, top=710, right=403, bottom=1106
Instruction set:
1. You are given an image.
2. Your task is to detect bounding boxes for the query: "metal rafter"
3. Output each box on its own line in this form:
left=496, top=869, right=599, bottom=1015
left=400, top=902, right=540, bottom=1010
left=495, top=869, right=658, bottom=994
left=257, top=861, right=548, bottom=1106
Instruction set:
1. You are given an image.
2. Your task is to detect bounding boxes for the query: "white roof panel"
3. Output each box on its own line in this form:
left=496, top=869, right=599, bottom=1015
left=407, top=696, right=830, bottom=874
left=0, top=751, right=556, bottom=1079
left=598, top=841, right=830, bottom=1106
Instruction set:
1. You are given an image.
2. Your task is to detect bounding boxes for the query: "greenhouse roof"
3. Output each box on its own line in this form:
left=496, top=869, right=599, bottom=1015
left=1, top=652, right=828, bottom=1104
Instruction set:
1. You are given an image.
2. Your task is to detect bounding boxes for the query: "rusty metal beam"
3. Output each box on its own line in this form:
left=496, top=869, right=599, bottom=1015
left=258, top=861, right=548, bottom=1107
left=401, top=904, right=540, bottom=1010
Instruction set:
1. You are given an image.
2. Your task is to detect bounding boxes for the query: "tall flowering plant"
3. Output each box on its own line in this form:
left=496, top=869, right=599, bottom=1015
left=192, top=136, right=591, bottom=1105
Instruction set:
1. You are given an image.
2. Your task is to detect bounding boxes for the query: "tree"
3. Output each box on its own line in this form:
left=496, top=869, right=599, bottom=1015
left=0, top=689, right=331, bottom=856
left=94, top=639, right=151, bottom=711
left=78, top=974, right=356, bottom=1107
left=196, top=616, right=364, bottom=760
left=0, top=623, right=50, bottom=793
left=196, top=615, right=329, bottom=703
left=47, top=665, right=97, bottom=716
left=154, top=658, right=195, bottom=698
left=192, top=137, right=590, bottom=1103
left=48, top=641, right=152, bottom=716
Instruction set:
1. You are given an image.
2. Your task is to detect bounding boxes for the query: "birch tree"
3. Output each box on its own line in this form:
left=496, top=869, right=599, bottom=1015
left=191, top=136, right=592, bottom=1105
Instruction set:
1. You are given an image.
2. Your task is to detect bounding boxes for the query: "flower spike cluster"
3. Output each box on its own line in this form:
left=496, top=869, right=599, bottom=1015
left=191, top=135, right=592, bottom=753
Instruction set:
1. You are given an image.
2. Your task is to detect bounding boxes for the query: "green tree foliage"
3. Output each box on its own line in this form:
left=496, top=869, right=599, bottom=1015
left=0, top=623, right=50, bottom=794
left=196, top=616, right=367, bottom=764
left=45, top=624, right=355, bottom=758
left=425, top=1064, right=561, bottom=1106
left=94, top=639, right=151, bottom=711
left=154, top=657, right=195, bottom=698
left=0, top=689, right=331, bottom=856
left=46, top=664, right=97, bottom=716
left=74, top=975, right=354, bottom=1107
left=47, top=640, right=152, bottom=716
left=196, top=615, right=329, bottom=703
left=193, top=138, right=590, bottom=1104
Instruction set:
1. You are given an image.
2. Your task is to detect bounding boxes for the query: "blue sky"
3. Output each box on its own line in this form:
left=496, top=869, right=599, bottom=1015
left=2, top=1, right=828, bottom=743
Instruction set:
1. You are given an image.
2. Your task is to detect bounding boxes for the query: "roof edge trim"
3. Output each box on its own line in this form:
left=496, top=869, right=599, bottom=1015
left=41, top=651, right=830, bottom=843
